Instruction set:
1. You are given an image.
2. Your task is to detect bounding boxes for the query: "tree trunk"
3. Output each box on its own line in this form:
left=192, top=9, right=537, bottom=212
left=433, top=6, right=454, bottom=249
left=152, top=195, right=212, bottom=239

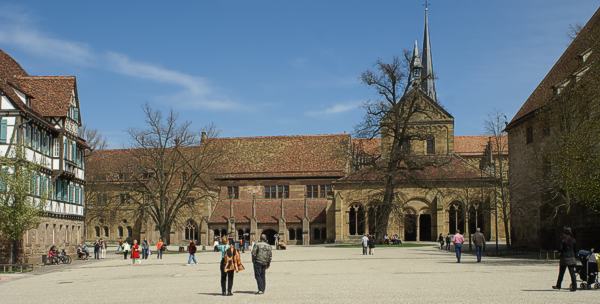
left=10, top=239, right=20, bottom=264
left=159, top=223, right=172, bottom=245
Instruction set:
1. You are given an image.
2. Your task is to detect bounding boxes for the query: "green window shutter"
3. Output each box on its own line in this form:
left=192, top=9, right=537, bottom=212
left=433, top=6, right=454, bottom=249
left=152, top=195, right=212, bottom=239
left=0, top=119, right=7, bottom=144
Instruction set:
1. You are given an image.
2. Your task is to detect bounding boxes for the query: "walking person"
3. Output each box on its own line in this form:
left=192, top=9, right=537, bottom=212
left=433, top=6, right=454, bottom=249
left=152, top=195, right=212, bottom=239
left=122, top=240, right=130, bottom=260
left=216, top=236, right=243, bottom=296
left=187, top=241, right=198, bottom=265
left=472, top=228, right=486, bottom=263
left=445, top=233, right=452, bottom=251
left=142, top=238, right=149, bottom=260
left=252, top=234, right=273, bottom=295
left=453, top=230, right=465, bottom=263
left=361, top=234, right=369, bottom=255
left=131, top=239, right=141, bottom=265
left=156, top=238, right=164, bottom=260
left=437, top=233, right=445, bottom=250
left=553, top=227, right=578, bottom=292
left=368, top=235, right=375, bottom=255
left=93, top=239, right=100, bottom=260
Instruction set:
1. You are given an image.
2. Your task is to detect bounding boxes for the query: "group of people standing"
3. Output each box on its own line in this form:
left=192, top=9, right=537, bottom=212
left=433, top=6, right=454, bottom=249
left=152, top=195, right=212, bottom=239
left=214, top=234, right=273, bottom=296
left=93, top=239, right=107, bottom=259
left=119, top=238, right=166, bottom=264
left=361, top=234, right=376, bottom=255
left=437, top=228, right=486, bottom=263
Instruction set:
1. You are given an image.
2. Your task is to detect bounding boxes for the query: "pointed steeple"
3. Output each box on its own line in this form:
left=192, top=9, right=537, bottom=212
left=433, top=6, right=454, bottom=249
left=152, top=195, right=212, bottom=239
left=407, top=40, right=422, bottom=90
left=421, top=3, right=437, bottom=102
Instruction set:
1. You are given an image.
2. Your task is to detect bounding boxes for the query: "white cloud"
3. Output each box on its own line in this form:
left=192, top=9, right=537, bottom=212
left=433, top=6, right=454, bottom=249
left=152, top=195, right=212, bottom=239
left=0, top=5, right=239, bottom=111
left=306, top=101, right=362, bottom=117
left=0, top=8, right=94, bottom=66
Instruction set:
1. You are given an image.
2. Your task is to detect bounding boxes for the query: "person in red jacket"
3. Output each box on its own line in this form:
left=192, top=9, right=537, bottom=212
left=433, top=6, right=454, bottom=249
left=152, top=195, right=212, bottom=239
left=187, top=241, right=198, bottom=265
left=131, top=239, right=141, bottom=265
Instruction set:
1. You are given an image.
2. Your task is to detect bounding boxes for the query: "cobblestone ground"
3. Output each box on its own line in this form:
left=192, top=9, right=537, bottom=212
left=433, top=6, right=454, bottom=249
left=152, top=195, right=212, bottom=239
left=0, top=245, right=597, bottom=304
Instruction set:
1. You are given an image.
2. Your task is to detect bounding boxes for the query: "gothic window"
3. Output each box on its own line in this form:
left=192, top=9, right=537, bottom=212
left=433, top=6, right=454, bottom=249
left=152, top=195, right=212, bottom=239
left=184, top=219, right=198, bottom=241
left=289, top=228, right=296, bottom=240
left=94, top=226, right=100, bottom=238
left=313, top=228, right=321, bottom=240
left=448, top=202, right=465, bottom=234
left=103, top=226, right=109, bottom=237
left=227, top=186, right=239, bottom=199
left=426, top=137, right=435, bottom=155
left=126, top=226, right=133, bottom=238
left=117, top=226, right=124, bottom=238
left=348, top=204, right=365, bottom=236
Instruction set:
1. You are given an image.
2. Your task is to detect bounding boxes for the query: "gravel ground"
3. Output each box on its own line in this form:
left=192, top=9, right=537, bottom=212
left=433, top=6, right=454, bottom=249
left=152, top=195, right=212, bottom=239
left=0, top=245, right=596, bottom=304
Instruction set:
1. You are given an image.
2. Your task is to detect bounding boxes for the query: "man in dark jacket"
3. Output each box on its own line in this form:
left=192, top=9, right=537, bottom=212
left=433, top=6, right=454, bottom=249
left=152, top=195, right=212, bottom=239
left=553, top=227, right=577, bottom=291
left=252, top=234, right=272, bottom=295
left=472, top=228, right=486, bottom=263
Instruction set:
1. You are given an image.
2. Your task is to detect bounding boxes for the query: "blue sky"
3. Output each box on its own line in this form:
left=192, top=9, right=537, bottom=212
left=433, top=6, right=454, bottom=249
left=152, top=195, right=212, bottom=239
left=0, top=1, right=597, bottom=147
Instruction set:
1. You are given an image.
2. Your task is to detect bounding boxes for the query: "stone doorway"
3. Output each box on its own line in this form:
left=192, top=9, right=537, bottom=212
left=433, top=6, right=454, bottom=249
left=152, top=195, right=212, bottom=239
left=404, top=213, right=417, bottom=241
left=262, top=229, right=277, bottom=245
left=419, top=214, right=432, bottom=241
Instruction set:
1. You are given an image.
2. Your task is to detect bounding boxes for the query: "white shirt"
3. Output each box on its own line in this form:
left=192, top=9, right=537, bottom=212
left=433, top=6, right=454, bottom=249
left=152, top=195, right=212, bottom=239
left=361, top=236, right=369, bottom=247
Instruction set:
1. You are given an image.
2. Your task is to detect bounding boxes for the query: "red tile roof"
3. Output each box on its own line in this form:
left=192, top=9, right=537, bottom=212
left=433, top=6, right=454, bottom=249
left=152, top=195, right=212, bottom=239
left=454, top=136, right=507, bottom=156
left=507, top=8, right=600, bottom=129
left=0, top=49, right=78, bottom=119
left=208, top=134, right=350, bottom=179
left=208, top=199, right=327, bottom=224
left=14, top=76, right=76, bottom=117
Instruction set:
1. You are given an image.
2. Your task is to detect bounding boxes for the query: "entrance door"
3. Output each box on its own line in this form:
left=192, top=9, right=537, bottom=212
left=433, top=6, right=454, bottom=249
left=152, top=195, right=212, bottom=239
left=419, top=214, right=432, bottom=241
left=404, top=214, right=417, bottom=241
left=262, top=229, right=277, bottom=245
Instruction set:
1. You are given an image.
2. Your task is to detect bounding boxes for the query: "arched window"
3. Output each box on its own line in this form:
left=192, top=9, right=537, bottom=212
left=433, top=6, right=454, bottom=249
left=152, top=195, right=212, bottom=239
left=348, top=204, right=365, bottom=236
left=448, top=202, right=465, bottom=234
left=103, top=226, right=109, bottom=237
left=184, top=219, right=199, bottom=241
left=426, top=136, right=435, bottom=155
left=117, top=226, right=124, bottom=238
left=288, top=228, right=296, bottom=240
left=313, top=228, right=321, bottom=240
left=94, top=226, right=100, bottom=238
left=126, top=226, right=132, bottom=238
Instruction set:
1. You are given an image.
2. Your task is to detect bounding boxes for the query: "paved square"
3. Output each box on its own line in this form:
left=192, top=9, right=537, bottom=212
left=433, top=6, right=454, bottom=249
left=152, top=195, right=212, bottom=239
left=0, top=245, right=595, bottom=303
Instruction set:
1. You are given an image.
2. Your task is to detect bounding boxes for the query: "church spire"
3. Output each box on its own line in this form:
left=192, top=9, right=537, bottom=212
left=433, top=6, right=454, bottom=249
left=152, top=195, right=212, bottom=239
left=407, top=40, right=422, bottom=90
left=421, top=2, right=437, bottom=102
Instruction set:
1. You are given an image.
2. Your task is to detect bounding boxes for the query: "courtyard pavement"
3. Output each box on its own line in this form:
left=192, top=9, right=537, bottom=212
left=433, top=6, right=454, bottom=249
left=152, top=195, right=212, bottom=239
left=0, top=245, right=596, bottom=304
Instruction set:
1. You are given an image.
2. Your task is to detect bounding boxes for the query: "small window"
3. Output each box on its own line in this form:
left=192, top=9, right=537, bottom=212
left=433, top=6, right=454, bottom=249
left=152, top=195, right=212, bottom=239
left=526, top=127, right=533, bottom=144
left=426, top=137, right=435, bottom=155
left=95, top=226, right=100, bottom=238
left=227, top=186, right=239, bottom=199
left=265, top=185, right=289, bottom=199
left=306, top=185, right=318, bottom=199
left=319, top=184, right=333, bottom=198
left=401, top=138, right=411, bottom=153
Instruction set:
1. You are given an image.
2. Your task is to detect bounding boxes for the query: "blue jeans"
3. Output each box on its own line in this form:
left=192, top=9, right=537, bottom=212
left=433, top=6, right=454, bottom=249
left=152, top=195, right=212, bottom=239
left=455, top=244, right=462, bottom=262
left=475, top=245, right=483, bottom=262
left=188, top=254, right=197, bottom=264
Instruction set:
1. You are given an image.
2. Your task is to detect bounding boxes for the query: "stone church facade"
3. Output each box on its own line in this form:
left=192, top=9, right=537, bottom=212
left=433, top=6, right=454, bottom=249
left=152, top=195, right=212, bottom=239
left=85, top=7, right=507, bottom=247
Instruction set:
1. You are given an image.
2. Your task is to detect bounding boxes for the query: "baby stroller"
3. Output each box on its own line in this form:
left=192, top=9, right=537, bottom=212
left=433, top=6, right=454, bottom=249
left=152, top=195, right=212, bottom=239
left=575, top=250, right=600, bottom=289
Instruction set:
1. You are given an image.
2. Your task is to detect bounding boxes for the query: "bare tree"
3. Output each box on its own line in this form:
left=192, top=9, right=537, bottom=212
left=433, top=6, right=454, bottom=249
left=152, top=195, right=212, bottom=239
left=125, top=104, right=220, bottom=244
left=484, top=111, right=511, bottom=247
left=354, top=55, right=442, bottom=239
left=80, top=125, right=108, bottom=152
